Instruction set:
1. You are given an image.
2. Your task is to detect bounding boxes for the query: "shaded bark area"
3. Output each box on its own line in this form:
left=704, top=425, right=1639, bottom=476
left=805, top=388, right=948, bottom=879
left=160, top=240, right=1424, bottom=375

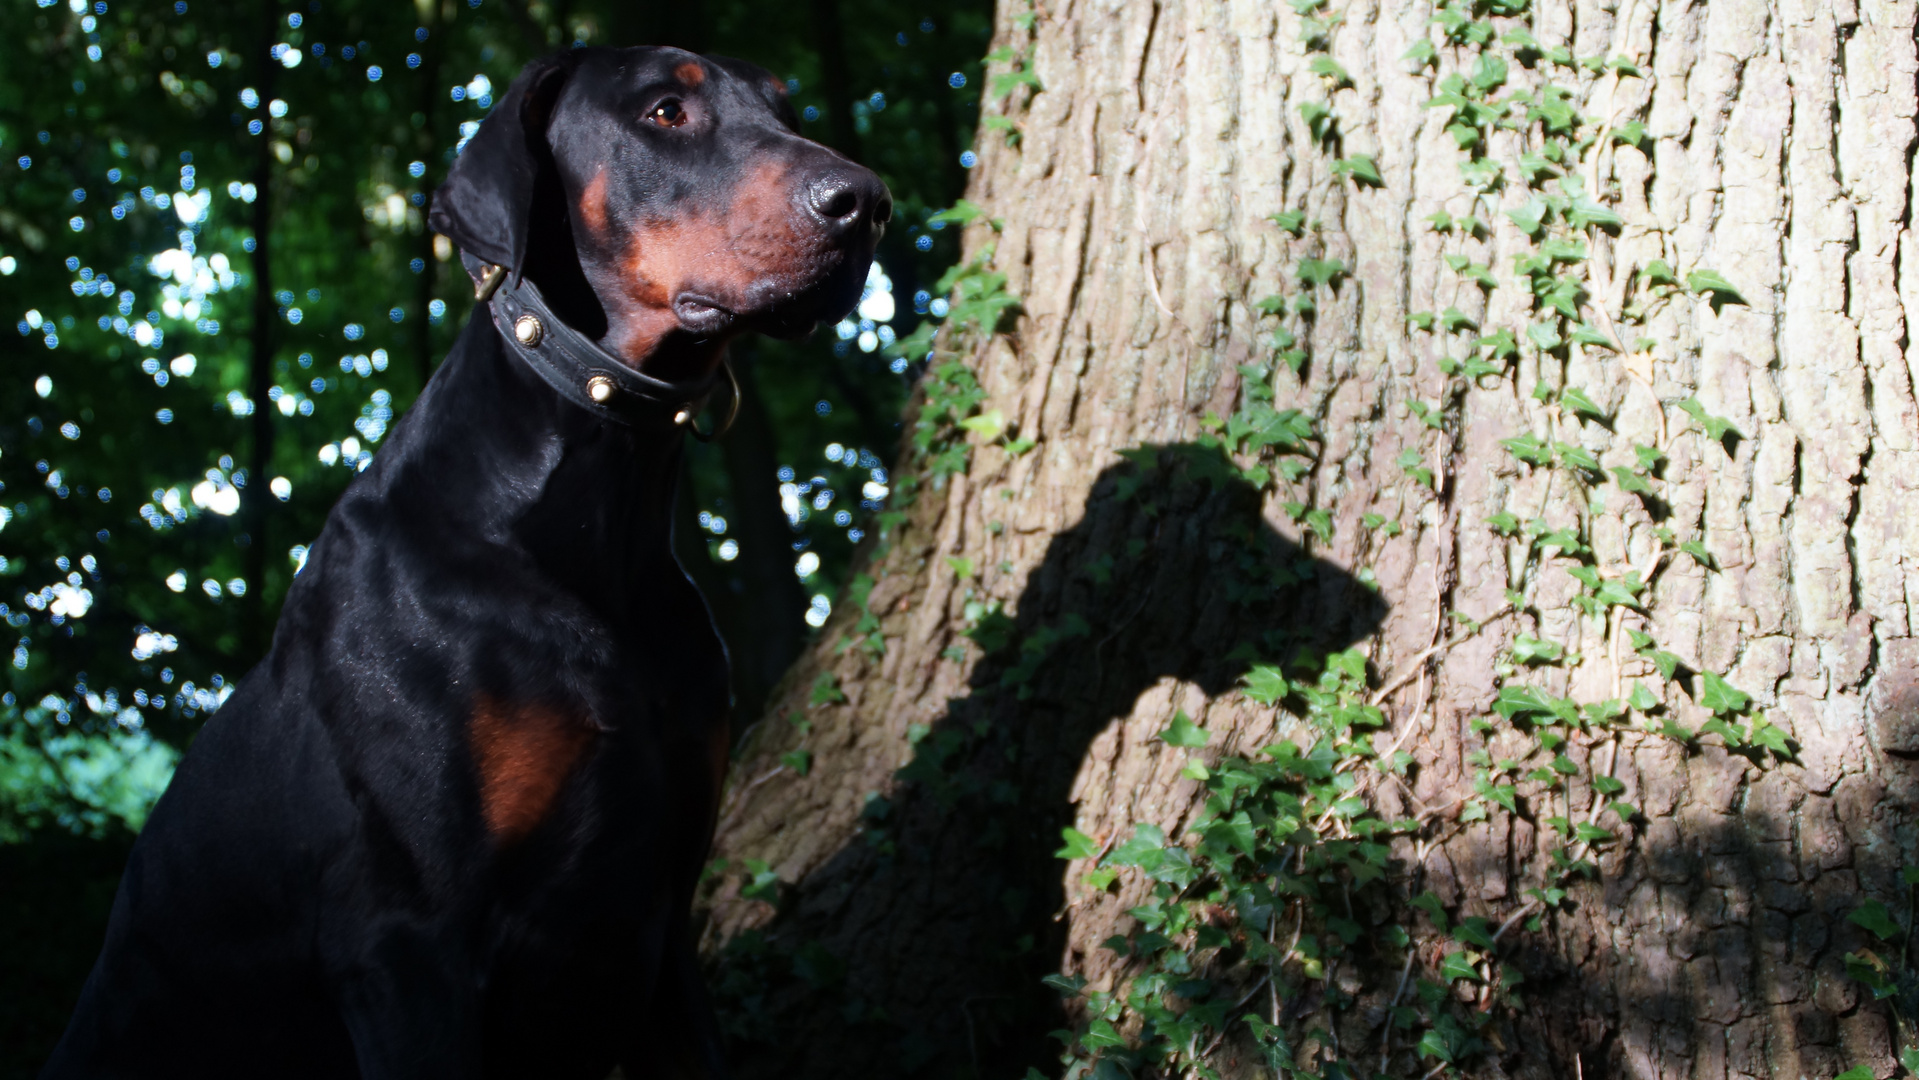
left=702, top=1, right=1919, bottom=1078
left=710, top=454, right=1381, bottom=1074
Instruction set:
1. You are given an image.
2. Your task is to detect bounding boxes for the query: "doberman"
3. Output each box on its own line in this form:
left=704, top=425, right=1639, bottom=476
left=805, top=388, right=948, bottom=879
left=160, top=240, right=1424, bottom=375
left=44, top=46, right=889, bottom=1079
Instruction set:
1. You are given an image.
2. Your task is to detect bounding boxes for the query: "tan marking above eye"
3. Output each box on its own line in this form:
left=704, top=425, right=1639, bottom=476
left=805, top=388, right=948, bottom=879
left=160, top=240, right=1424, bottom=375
left=468, top=696, right=595, bottom=845
left=674, top=61, right=705, bottom=87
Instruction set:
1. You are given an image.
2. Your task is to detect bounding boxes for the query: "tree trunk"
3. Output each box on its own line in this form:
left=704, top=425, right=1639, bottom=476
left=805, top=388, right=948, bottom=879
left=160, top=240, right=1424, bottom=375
left=700, top=2, right=1919, bottom=1079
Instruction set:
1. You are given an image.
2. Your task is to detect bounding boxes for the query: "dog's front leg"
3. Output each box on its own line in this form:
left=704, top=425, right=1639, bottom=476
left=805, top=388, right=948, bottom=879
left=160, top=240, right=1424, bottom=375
left=332, top=925, right=484, bottom=1080
left=623, top=923, right=729, bottom=1080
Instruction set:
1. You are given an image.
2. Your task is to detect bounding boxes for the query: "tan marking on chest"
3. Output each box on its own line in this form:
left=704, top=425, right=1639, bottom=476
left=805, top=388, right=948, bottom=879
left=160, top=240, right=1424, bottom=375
left=469, top=697, right=595, bottom=844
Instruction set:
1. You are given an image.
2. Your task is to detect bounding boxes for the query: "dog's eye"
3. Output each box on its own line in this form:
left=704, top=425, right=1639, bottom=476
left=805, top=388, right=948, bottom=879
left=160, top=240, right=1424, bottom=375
left=649, top=100, right=687, bottom=128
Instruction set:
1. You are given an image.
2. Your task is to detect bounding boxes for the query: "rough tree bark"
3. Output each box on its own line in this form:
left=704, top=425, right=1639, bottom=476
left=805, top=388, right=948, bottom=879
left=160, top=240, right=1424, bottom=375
left=698, top=2, right=1919, bottom=1078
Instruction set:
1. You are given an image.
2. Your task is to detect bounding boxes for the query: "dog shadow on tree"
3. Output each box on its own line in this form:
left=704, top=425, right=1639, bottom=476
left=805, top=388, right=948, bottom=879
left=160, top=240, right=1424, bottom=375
left=706, top=442, right=1386, bottom=1079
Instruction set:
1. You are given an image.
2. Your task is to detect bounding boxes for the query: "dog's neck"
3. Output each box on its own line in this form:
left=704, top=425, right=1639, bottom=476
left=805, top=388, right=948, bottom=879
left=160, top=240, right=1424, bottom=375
left=521, top=194, right=731, bottom=385
left=357, top=314, right=690, bottom=624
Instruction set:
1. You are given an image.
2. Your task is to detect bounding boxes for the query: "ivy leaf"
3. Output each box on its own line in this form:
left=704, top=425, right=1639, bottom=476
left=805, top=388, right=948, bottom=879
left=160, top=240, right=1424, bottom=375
left=1407, top=311, right=1436, bottom=331
left=1305, top=508, right=1334, bottom=542
left=1469, top=53, right=1508, bottom=92
left=1527, top=322, right=1565, bottom=351
left=1403, top=38, right=1438, bottom=67
left=1845, top=951, right=1896, bottom=998
left=1486, top=511, right=1520, bottom=535
left=1593, top=573, right=1646, bottom=610
left=1677, top=398, right=1740, bottom=442
left=1500, top=433, right=1552, bottom=465
left=1267, top=209, right=1307, bottom=235
left=1611, top=466, right=1654, bottom=494
left=1507, top=198, right=1548, bottom=237
left=1645, top=650, right=1681, bottom=680
left=1612, top=119, right=1647, bottom=147
left=1749, top=714, right=1791, bottom=754
left=1569, top=323, right=1616, bottom=350
left=1444, top=254, right=1499, bottom=290
left=1567, top=200, right=1623, bottom=231
left=958, top=408, right=1008, bottom=441
left=926, top=200, right=986, bottom=228
left=1659, top=717, right=1695, bottom=743
left=1453, top=917, right=1496, bottom=948
left=1484, top=782, right=1518, bottom=813
left=1241, top=664, right=1290, bottom=705
left=1833, top=1067, right=1876, bottom=1080
left=1501, top=27, right=1541, bottom=53
left=1850, top=900, right=1903, bottom=941
left=1639, top=259, right=1679, bottom=288
left=1439, top=951, right=1482, bottom=982
left=1298, top=101, right=1335, bottom=143
left=1335, top=153, right=1384, bottom=187
left=1297, top=257, right=1347, bottom=288
left=1559, top=386, right=1605, bottom=419
left=809, top=672, right=846, bottom=706
left=1397, top=447, right=1434, bottom=489
left=1628, top=681, right=1659, bottom=711
left=1309, top=54, right=1353, bottom=87
left=1592, top=775, right=1626, bottom=796
left=1494, top=685, right=1576, bottom=724
left=1686, top=268, right=1748, bottom=307
left=1555, top=442, right=1602, bottom=474
left=1699, top=671, right=1750, bottom=716
left=1158, top=710, right=1211, bottom=748
left=1574, top=823, right=1615, bottom=844
left=1410, top=890, right=1450, bottom=932
left=1512, top=634, right=1564, bottom=664
left=1080, top=1019, right=1126, bottom=1052
left=1042, top=973, right=1088, bottom=998
left=1680, top=539, right=1717, bottom=568
left=1055, top=827, right=1100, bottom=861
left=779, top=749, right=814, bottom=776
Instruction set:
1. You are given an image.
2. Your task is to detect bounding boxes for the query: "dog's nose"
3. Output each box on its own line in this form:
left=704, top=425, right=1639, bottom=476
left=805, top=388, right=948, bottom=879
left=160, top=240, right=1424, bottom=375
left=807, top=170, right=891, bottom=235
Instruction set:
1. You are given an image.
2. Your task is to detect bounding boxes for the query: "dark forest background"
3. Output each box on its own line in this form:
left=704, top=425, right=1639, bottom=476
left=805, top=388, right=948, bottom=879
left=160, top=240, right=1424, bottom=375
left=0, top=0, right=990, bottom=1068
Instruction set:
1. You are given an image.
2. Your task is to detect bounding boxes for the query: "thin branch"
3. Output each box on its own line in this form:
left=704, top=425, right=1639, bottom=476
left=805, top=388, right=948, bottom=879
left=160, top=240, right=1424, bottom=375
left=1370, top=607, right=1513, bottom=707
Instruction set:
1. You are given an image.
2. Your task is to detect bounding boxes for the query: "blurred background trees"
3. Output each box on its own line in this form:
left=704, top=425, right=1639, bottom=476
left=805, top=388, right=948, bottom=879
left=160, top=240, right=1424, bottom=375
left=0, top=0, right=987, bottom=1066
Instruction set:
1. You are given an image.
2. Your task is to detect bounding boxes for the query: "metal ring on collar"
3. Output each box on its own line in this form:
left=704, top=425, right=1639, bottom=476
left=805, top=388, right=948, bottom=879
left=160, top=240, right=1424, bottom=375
left=679, top=360, right=741, bottom=442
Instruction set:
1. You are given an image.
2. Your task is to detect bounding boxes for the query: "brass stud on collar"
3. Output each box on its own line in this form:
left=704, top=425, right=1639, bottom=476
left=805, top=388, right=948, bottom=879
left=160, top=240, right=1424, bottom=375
left=513, top=314, right=544, bottom=347
left=672, top=407, right=694, bottom=427
left=586, top=375, right=616, bottom=403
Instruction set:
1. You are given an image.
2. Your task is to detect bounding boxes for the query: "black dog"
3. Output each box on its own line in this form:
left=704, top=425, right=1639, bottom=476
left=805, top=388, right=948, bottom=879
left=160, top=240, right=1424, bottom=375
left=44, top=47, right=887, bottom=1079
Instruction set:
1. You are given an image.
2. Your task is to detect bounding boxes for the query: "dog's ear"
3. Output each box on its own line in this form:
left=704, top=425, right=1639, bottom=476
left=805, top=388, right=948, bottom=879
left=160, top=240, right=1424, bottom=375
left=429, top=54, right=574, bottom=275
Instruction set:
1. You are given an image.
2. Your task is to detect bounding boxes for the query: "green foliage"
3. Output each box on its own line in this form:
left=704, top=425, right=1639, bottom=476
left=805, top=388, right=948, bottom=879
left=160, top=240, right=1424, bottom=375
left=1685, top=268, right=1747, bottom=307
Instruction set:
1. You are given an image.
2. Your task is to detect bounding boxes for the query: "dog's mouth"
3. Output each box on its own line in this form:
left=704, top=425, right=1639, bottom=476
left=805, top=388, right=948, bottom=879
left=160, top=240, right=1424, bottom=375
left=672, top=293, right=736, bottom=338
left=679, top=250, right=874, bottom=342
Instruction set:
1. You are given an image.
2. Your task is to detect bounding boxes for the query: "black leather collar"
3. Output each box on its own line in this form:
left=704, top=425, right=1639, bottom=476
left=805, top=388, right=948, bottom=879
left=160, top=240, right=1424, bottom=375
left=462, top=252, right=731, bottom=433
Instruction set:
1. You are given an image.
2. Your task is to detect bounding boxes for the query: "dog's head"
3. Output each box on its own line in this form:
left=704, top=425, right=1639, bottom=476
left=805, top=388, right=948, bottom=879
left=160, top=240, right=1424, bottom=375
left=431, top=47, right=890, bottom=372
